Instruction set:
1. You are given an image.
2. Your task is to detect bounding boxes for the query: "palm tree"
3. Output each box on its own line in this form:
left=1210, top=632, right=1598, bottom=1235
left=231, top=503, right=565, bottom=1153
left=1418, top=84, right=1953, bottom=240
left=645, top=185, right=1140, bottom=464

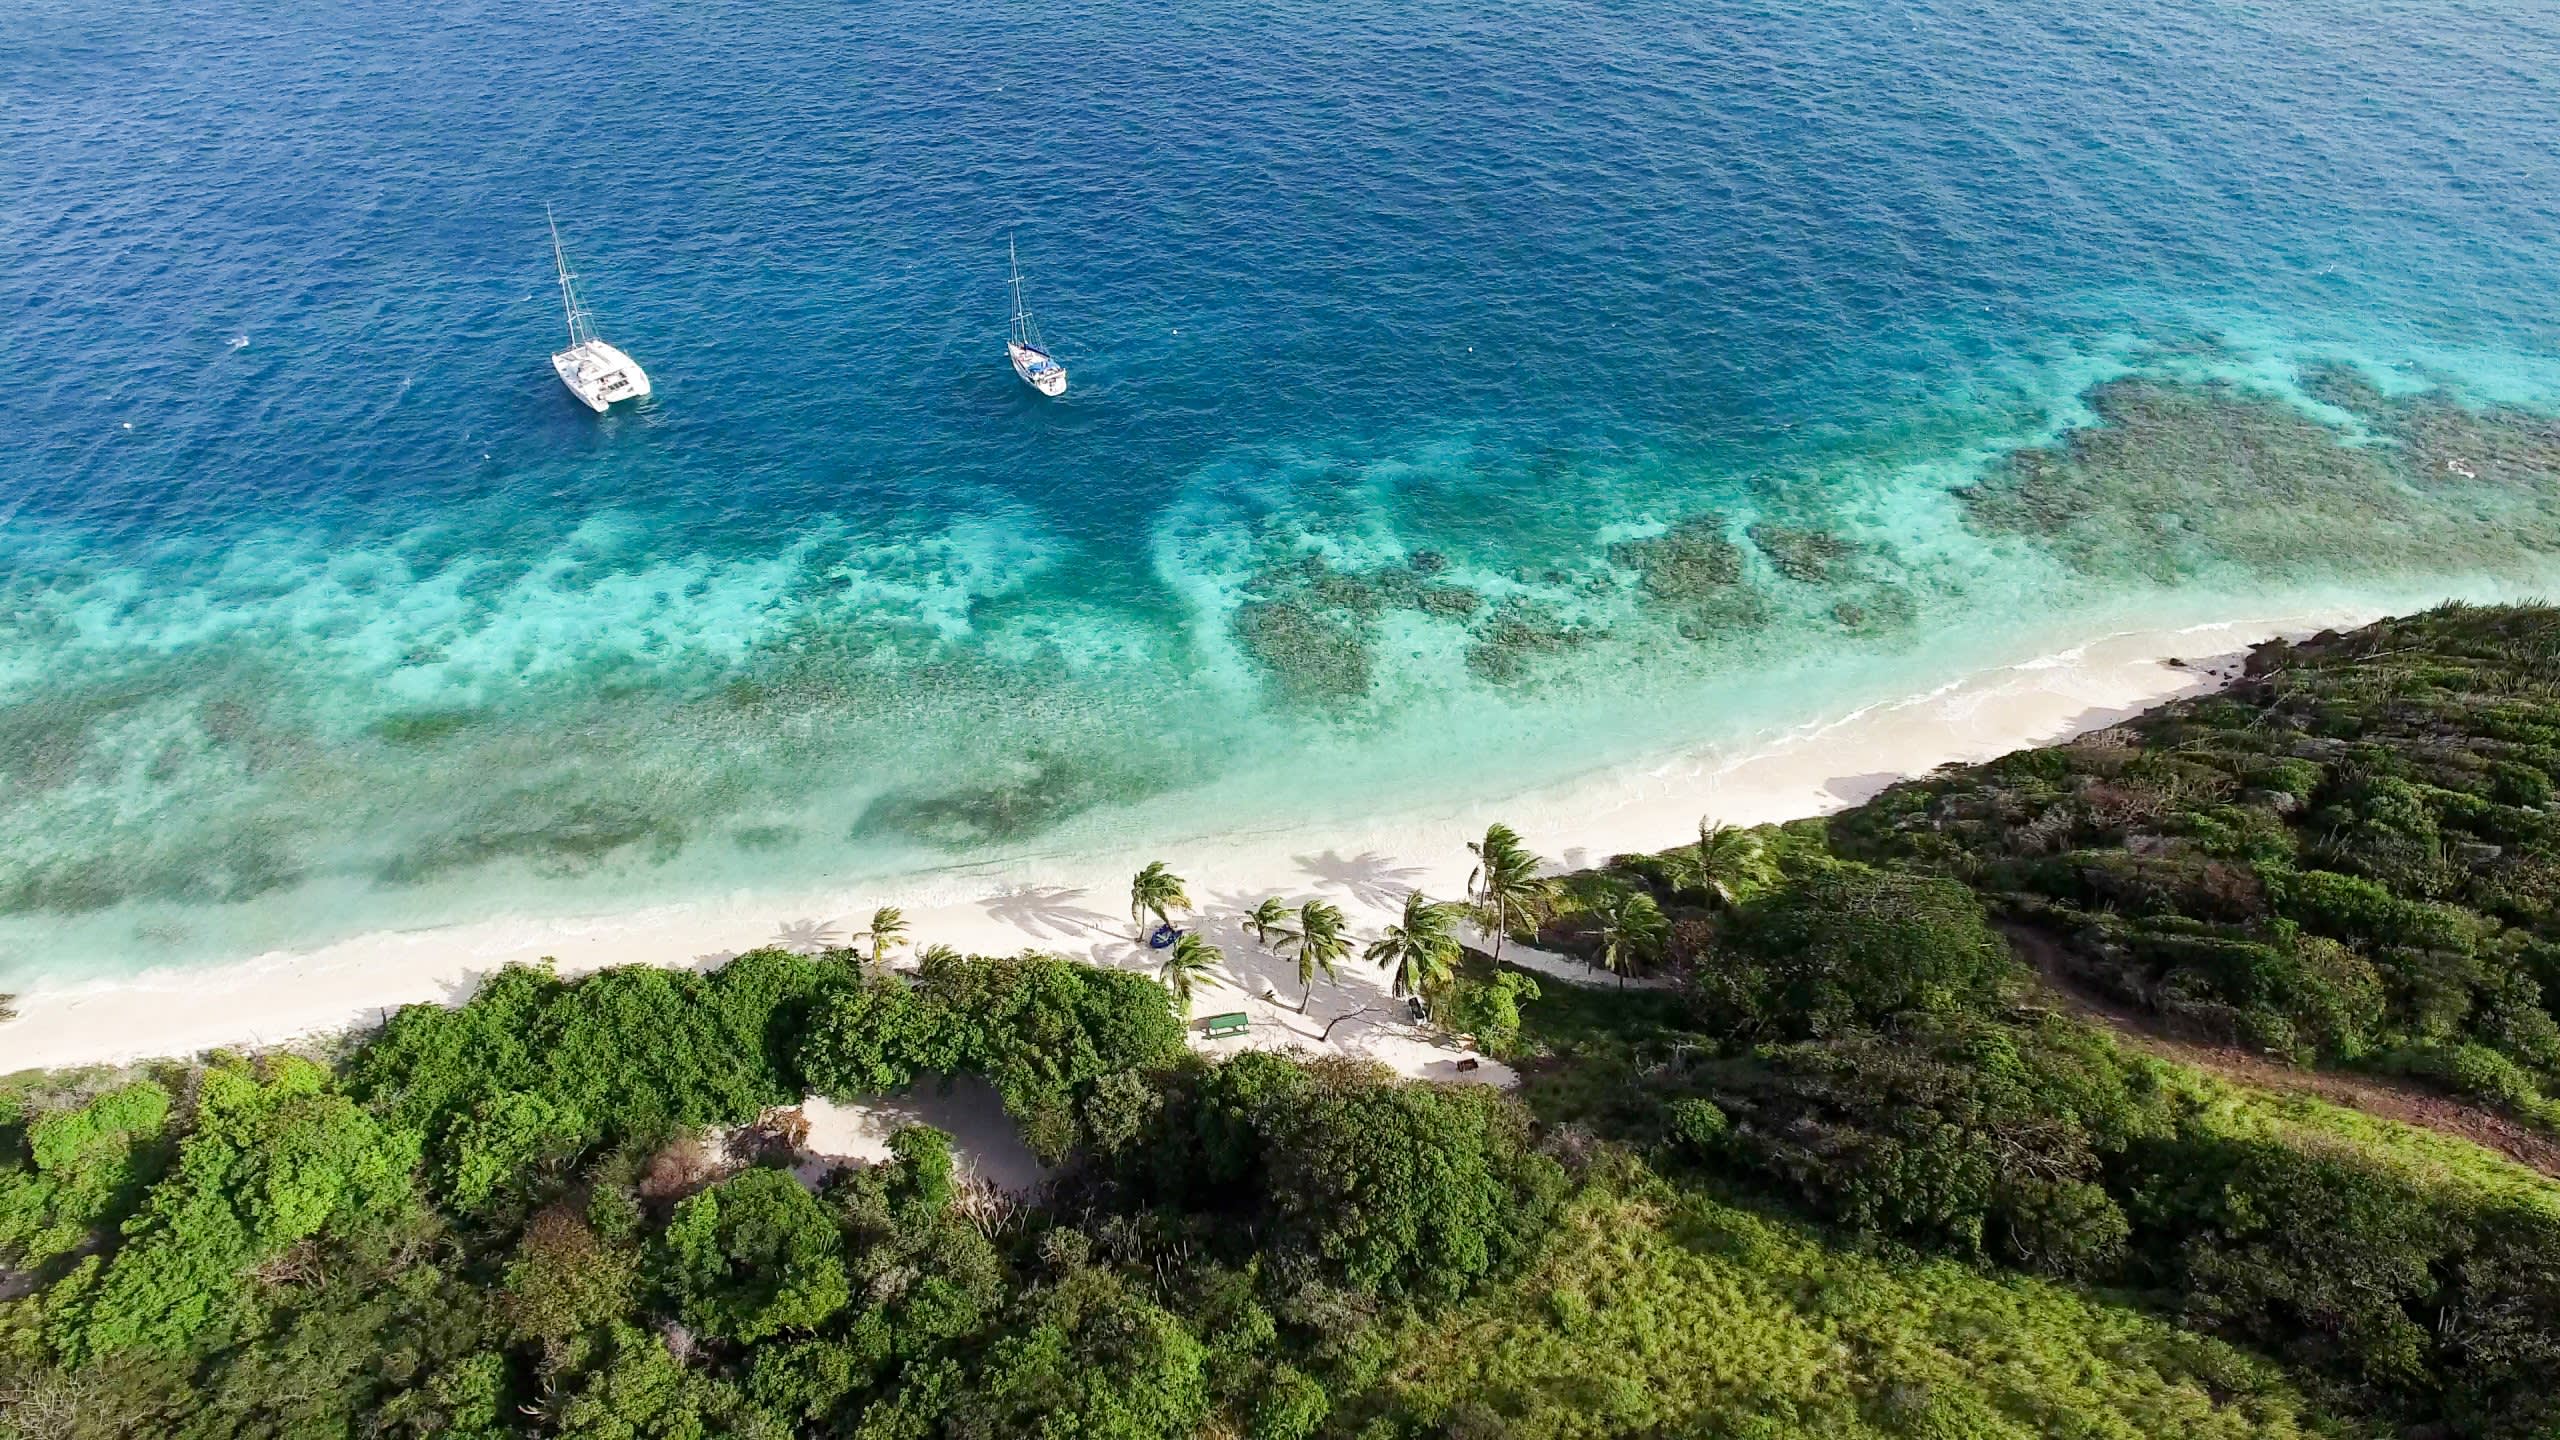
left=1366, top=891, right=1462, bottom=1013
left=1130, top=861, right=1191, bottom=936
left=1595, top=889, right=1669, bottom=989
left=1466, top=822, right=1552, bottom=961
left=1244, top=896, right=1293, bottom=949
left=1679, top=820, right=1777, bottom=910
left=915, top=942, right=961, bottom=967
left=857, top=906, right=908, bottom=965
left=1157, top=930, right=1221, bottom=1016
left=1280, top=899, right=1350, bottom=1008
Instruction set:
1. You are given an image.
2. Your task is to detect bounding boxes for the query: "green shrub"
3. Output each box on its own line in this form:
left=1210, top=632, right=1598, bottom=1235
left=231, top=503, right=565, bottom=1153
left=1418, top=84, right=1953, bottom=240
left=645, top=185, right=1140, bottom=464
left=951, top=1267, right=1209, bottom=1440
left=2488, top=759, right=2556, bottom=807
left=1697, top=863, right=2012, bottom=1038
left=2120, top=1134, right=2444, bottom=1394
left=57, top=1058, right=421, bottom=1359
left=907, top=950, right=1187, bottom=1163
left=442, top=1088, right=585, bottom=1211
left=2270, top=868, right=2475, bottom=953
left=2244, top=756, right=2325, bottom=801
left=1257, top=1060, right=1565, bottom=1301
left=798, top=973, right=929, bottom=1100
left=2442, top=1043, right=2543, bottom=1109
left=1251, top=1363, right=1330, bottom=1440
left=654, top=1166, right=850, bottom=1343
left=0, top=1080, right=172, bottom=1266
left=1665, top=1097, right=1729, bottom=1154
left=505, top=1206, right=638, bottom=1343
left=349, top=948, right=836, bottom=1167
left=1438, top=970, right=1542, bottom=1060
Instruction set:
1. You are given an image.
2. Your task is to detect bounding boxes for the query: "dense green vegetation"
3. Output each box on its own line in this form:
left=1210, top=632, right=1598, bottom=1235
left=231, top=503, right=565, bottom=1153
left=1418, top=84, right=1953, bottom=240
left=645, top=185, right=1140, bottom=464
left=0, top=942, right=1584, bottom=1439
left=1496, top=604, right=2560, bottom=1435
left=1830, top=603, right=2560, bottom=1118
left=12, top=605, right=2560, bottom=1437
left=0, top=942, right=2346, bottom=1440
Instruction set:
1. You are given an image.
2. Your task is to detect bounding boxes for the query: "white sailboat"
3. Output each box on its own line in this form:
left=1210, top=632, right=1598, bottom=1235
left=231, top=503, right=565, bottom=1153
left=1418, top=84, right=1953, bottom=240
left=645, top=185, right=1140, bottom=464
left=547, top=206, right=651, bottom=413
left=1006, top=236, right=1067, bottom=397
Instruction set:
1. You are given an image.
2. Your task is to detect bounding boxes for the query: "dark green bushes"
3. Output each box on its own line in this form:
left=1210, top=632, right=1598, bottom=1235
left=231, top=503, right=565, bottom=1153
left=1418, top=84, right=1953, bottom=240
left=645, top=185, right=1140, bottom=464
left=1254, top=1060, right=1565, bottom=1301
left=346, top=945, right=1184, bottom=1202
left=44, top=1057, right=421, bottom=1362
left=904, top=949, right=1187, bottom=1163
left=0, top=950, right=1579, bottom=1440
left=1682, top=1018, right=2157, bottom=1276
left=655, top=1167, right=851, bottom=1343
left=1097, top=1053, right=1568, bottom=1305
left=1692, top=861, right=2014, bottom=1038
left=0, top=1080, right=173, bottom=1270
left=1830, top=605, right=2560, bottom=1113
left=348, top=947, right=836, bottom=1165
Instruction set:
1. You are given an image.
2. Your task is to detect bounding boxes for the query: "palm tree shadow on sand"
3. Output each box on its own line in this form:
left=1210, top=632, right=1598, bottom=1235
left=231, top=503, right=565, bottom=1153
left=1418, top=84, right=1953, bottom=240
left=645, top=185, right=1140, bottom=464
left=980, top=885, right=1119, bottom=941
left=1294, top=850, right=1425, bottom=909
left=769, top=918, right=845, bottom=955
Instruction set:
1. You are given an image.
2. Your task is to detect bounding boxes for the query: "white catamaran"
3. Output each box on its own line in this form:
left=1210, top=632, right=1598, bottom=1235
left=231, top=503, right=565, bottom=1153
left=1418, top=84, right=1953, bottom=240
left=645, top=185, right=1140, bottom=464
left=1006, top=236, right=1067, bottom=397
left=547, top=206, right=651, bottom=413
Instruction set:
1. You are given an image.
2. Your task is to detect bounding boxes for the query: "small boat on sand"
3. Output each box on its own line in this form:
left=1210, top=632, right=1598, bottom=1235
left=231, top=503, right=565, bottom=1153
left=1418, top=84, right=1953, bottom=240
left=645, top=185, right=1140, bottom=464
left=1006, top=235, right=1067, bottom=398
left=547, top=205, right=651, bottom=413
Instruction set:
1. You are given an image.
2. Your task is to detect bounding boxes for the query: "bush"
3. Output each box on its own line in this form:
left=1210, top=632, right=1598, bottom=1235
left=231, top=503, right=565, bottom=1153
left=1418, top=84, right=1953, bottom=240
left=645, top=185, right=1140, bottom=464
left=1257, top=1060, right=1564, bottom=1301
left=0, top=1080, right=172, bottom=1266
left=2488, top=759, right=2556, bottom=807
left=1696, top=864, right=2012, bottom=1038
left=349, top=949, right=838, bottom=1170
left=907, top=950, right=1187, bottom=1164
left=1688, top=1020, right=2154, bottom=1271
left=2440, top=1043, right=2543, bottom=1109
left=1252, top=1363, right=1331, bottom=1440
left=56, top=1058, right=421, bottom=1359
left=798, top=973, right=930, bottom=1100
left=2120, top=1135, right=2443, bottom=1394
left=505, top=1205, right=638, bottom=1343
left=654, top=1166, right=850, bottom=1343
left=1664, top=1098, right=1728, bottom=1155
left=1438, top=971, right=1542, bottom=1060
left=950, top=1267, right=1210, bottom=1440
left=2271, top=868, right=2475, bottom=953
left=442, top=1089, right=585, bottom=1211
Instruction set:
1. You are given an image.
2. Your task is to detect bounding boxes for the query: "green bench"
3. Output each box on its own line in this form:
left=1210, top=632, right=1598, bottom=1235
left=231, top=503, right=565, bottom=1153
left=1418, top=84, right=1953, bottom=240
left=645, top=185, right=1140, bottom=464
left=1202, top=1011, right=1251, bottom=1039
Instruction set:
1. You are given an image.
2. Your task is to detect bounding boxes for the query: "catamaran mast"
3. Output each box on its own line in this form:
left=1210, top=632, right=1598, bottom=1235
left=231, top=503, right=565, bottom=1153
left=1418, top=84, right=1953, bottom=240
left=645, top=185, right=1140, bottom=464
left=548, top=204, right=593, bottom=349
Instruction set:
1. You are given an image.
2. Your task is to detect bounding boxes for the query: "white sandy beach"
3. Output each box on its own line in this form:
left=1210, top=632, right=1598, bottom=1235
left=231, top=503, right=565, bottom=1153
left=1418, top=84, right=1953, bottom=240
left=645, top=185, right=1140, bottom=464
left=0, top=610, right=2370, bottom=1078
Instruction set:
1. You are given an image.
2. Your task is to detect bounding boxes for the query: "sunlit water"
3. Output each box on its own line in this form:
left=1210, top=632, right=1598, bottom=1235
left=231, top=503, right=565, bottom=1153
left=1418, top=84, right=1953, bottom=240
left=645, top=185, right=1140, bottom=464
left=5, top=0, right=2560, bottom=981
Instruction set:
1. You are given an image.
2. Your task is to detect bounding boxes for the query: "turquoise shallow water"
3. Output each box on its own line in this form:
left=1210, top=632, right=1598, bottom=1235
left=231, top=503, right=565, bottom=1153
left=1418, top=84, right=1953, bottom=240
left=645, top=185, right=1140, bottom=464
left=6, top=0, right=2560, bottom=980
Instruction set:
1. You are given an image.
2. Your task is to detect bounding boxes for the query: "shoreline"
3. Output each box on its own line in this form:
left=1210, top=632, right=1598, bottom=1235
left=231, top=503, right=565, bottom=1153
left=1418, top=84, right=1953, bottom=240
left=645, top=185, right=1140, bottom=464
left=0, top=606, right=2373, bottom=1077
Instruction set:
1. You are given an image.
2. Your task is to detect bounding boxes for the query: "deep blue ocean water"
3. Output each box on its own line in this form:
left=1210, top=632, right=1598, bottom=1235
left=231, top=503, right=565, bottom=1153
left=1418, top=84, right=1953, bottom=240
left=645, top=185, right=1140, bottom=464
left=6, top=0, right=2560, bottom=978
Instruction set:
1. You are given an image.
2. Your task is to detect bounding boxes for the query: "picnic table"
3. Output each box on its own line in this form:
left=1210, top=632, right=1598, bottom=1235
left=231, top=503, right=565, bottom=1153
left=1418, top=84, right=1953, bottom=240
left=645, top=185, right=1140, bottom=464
left=1202, top=1011, right=1250, bottom=1039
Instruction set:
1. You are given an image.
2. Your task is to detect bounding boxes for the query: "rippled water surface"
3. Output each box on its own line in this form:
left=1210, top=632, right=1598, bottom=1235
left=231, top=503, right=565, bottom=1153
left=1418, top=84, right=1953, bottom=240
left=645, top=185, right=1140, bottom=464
left=6, top=0, right=2560, bottom=977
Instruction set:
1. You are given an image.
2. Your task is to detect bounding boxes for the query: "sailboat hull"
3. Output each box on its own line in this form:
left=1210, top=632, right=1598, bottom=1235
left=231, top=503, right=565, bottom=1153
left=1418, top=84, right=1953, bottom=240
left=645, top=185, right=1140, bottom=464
left=1008, top=341, right=1067, bottom=397
left=553, top=339, right=652, bottom=412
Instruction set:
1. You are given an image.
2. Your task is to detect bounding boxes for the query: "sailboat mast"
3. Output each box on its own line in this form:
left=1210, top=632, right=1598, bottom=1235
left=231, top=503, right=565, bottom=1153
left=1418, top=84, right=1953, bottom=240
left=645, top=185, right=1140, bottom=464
left=548, top=204, right=589, bottom=348
left=1008, top=234, right=1025, bottom=347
